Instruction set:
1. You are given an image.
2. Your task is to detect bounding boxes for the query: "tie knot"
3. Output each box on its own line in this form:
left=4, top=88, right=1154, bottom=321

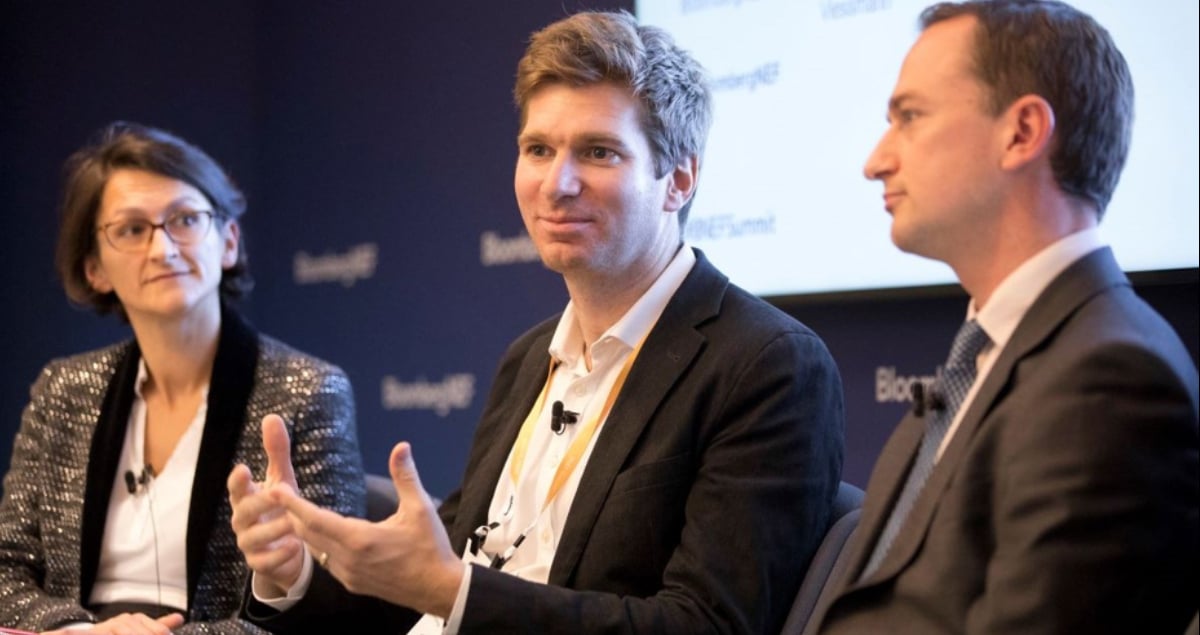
left=945, top=319, right=991, bottom=370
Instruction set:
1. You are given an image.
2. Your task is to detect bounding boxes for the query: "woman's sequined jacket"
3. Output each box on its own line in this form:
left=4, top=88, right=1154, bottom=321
left=0, top=312, right=366, bottom=632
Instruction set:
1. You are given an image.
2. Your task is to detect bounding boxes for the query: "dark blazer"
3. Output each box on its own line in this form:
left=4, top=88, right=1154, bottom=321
left=247, top=250, right=845, bottom=634
left=0, top=309, right=366, bottom=633
left=815, top=248, right=1199, bottom=635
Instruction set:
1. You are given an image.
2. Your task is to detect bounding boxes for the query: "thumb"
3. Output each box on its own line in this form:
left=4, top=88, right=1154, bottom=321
left=261, top=414, right=297, bottom=488
left=389, top=442, right=430, bottom=509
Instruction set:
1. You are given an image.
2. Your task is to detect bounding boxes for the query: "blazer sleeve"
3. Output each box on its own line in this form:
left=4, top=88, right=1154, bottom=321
left=287, top=363, right=367, bottom=519
left=239, top=363, right=406, bottom=633
left=184, top=359, right=367, bottom=635
left=241, top=324, right=546, bottom=631
left=0, top=362, right=96, bottom=630
left=972, top=341, right=1198, bottom=634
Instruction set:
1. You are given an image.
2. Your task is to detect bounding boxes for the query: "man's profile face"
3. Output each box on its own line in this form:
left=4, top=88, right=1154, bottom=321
left=514, top=82, right=682, bottom=280
left=862, top=15, right=1008, bottom=265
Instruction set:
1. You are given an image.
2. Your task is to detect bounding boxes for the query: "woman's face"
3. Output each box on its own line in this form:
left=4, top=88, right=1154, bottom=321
left=85, top=168, right=238, bottom=324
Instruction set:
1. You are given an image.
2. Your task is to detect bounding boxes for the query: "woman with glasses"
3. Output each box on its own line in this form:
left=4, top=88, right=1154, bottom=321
left=0, top=122, right=366, bottom=633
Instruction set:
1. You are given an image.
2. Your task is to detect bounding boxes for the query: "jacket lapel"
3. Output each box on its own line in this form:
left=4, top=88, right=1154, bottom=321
left=79, top=341, right=139, bottom=605
left=451, top=329, right=557, bottom=544
left=855, top=248, right=1128, bottom=585
left=548, top=250, right=720, bottom=586
left=841, top=409, right=924, bottom=585
left=185, top=306, right=259, bottom=607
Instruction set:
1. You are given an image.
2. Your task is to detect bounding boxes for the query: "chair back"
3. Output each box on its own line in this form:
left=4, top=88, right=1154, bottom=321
left=364, top=473, right=399, bottom=521
left=779, top=481, right=865, bottom=635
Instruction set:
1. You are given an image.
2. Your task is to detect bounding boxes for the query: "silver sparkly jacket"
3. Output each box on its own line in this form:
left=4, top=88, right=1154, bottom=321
left=0, top=313, right=366, bottom=632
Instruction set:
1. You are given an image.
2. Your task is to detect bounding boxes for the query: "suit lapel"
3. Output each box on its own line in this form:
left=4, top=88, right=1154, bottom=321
left=185, top=306, right=259, bottom=607
left=855, top=248, right=1129, bottom=586
left=548, top=250, right=720, bottom=586
left=841, top=410, right=924, bottom=585
left=451, top=329, right=557, bottom=544
left=79, top=341, right=139, bottom=605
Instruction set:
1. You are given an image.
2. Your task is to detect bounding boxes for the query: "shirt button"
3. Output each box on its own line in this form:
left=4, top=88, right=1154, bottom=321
left=540, top=527, right=553, bottom=545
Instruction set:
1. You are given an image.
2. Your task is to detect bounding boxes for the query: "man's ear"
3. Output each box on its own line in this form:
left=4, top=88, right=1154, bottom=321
left=663, top=155, right=699, bottom=213
left=999, top=94, right=1055, bottom=171
left=84, top=255, right=113, bottom=294
left=220, top=219, right=240, bottom=269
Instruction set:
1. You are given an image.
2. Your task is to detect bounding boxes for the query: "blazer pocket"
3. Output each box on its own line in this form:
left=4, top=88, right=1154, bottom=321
left=609, top=453, right=694, bottom=495
left=587, top=453, right=695, bottom=590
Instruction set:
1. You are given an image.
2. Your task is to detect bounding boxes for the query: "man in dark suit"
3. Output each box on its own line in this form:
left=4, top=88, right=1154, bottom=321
left=813, top=2, right=1199, bottom=634
left=228, top=10, right=845, bottom=633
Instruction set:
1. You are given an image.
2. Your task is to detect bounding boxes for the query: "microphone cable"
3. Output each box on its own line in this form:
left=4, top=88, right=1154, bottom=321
left=143, top=467, right=163, bottom=611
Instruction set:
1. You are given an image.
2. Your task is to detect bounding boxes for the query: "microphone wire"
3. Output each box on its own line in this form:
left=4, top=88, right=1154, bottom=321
left=143, top=467, right=164, bottom=611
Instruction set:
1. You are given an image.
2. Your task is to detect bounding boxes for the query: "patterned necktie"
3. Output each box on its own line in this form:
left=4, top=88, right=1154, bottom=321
left=860, top=319, right=991, bottom=579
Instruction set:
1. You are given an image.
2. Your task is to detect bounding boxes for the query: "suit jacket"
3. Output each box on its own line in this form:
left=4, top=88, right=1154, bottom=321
left=815, top=248, right=1199, bottom=634
left=0, top=308, right=366, bottom=633
left=248, top=250, right=845, bottom=634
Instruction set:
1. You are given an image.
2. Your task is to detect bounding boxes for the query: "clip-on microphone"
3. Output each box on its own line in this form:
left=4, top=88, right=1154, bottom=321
left=911, top=382, right=946, bottom=417
left=550, top=400, right=578, bottom=434
left=124, top=465, right=155, bottom=494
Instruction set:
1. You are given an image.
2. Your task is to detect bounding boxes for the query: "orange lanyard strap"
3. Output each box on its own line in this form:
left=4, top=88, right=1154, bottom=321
left=508, top=338, right=646, bottom=511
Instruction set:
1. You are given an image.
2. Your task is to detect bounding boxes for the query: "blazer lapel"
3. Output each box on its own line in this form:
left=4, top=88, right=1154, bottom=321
left=856, top=248, right=1128, bottom=585
left=185, top=306, right=259, bottom=607
left=548, top=249, right=719, bottom=586
left=451, top=329, right=557, bottom=544
left=841, top=409, right=925, bottom=585
left=79, top=341, right=139, bottom=605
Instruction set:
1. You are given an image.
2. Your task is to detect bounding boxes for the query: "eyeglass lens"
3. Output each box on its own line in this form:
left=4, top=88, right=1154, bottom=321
left=101, top=210, right=214, bottom=251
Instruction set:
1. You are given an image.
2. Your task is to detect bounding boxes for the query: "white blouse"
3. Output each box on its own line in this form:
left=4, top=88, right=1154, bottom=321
left=88, top=359, right=207, bottom=611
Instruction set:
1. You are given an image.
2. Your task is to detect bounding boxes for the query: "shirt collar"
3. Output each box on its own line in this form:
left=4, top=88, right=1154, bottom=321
left=971, top=227, right=1105, bottom=350
left=133, top=357, right=151, bottom=400
left=549, top=245, right=697, bottom=368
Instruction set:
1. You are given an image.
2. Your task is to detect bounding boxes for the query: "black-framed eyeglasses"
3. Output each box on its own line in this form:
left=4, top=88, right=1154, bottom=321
left=97, top=210, right=219, bottom=253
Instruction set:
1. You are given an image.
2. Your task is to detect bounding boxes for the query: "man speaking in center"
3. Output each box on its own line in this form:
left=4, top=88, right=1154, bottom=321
left=229, top=10, right=845, bottom=634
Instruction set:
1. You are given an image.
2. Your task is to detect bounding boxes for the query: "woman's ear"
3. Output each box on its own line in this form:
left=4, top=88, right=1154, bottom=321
left=220, top=219, right=240, bottom=269
left=84, top=255, right=113, bottom=294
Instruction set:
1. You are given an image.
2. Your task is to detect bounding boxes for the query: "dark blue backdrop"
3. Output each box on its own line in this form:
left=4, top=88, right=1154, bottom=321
left=2, top=1, right=1196, bottom=500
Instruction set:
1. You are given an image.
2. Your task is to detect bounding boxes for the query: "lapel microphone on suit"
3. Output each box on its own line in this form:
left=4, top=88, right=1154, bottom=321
left=550, top=400, right=579, bottom=434
left=862, top=319, right=991, bottom=579
left=909, top=381, right=946, bottom=417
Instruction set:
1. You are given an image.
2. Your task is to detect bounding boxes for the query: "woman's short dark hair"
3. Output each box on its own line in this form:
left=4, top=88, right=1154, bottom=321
left=55, top=121, right=253, bottom=318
